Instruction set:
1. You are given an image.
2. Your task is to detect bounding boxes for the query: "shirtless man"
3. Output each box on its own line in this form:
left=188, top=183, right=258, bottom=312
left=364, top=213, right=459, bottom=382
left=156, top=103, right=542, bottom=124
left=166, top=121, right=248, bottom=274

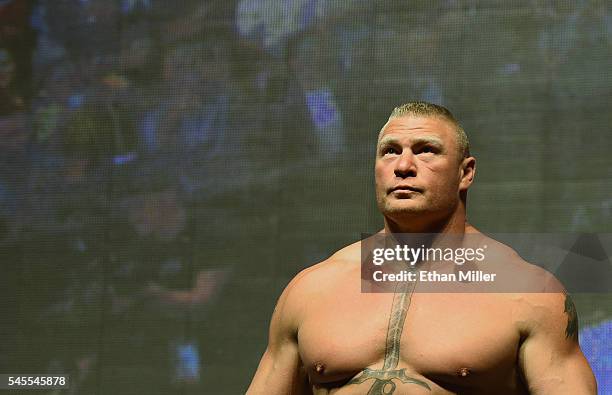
left=247, top=102, right=596, bottom=394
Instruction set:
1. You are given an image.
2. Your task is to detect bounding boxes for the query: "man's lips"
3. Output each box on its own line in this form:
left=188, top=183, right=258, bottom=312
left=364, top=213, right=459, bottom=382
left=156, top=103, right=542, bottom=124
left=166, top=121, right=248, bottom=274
left=388, top=185, right=423, bottom=194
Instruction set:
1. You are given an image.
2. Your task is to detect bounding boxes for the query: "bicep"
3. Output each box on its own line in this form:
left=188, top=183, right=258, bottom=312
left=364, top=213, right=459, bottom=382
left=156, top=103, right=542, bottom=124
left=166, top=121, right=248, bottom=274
left=518, top=293, right=596, bottom=394
left=520, top=336, right=595, bottom=394
left=248, top=341, right=309, bottom=394
left=247, top=275, right=311, bottom=394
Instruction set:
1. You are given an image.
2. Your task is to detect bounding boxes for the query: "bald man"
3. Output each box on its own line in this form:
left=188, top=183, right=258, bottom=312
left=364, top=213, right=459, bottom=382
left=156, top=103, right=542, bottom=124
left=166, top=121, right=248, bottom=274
left=247, top=102, right=596, bottom=394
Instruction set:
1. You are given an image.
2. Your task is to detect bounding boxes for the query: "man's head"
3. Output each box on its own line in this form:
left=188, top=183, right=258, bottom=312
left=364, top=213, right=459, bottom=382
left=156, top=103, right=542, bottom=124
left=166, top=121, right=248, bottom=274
left=385, top=102, right=470, bottom=160
left=375, top=102, right=475, bottom=231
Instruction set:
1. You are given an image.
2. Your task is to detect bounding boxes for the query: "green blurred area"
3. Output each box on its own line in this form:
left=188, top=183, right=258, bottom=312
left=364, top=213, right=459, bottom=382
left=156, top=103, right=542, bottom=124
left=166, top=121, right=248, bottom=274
left=1, top=1, right=611, bottom=393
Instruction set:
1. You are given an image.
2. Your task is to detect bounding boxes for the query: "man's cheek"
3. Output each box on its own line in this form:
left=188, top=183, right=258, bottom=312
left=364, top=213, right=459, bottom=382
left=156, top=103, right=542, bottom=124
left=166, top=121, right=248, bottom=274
left=374, top=168, right=388, bottom=187
left=374, top=163, right=386, bottom=176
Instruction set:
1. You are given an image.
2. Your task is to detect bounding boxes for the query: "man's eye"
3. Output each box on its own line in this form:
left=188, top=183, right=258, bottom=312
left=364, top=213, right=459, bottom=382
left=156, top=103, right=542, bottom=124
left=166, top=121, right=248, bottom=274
left=383, top=147, right=399, bottom=155
left=418, top=146, right=436, bottom=154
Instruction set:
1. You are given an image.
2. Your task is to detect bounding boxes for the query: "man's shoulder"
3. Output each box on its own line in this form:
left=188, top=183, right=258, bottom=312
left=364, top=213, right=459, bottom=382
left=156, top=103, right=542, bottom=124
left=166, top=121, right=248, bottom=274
left=476, top=231, right=563, bottom=292
left=477, top=235, right=571, bottom=327
left=467, top=233, right=573, bottom=341
left=292, top=240, right=361, bottom=288
left=279, top=240, right=362, bottom=305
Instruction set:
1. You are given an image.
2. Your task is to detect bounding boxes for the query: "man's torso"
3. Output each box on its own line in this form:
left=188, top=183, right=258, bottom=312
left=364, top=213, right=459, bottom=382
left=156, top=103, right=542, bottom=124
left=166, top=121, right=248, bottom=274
left=294, top=242, right=533, bottom=394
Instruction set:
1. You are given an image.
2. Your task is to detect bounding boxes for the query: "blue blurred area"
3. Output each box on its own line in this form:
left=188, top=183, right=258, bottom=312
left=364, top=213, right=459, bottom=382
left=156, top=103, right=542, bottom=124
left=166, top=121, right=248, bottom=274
left=581, top=321, right=612, bottom=394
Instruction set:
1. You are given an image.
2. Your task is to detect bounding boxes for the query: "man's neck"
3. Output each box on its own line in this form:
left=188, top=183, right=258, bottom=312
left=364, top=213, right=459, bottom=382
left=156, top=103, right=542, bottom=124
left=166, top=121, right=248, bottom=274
left=383, top=209, right=469, bottom=235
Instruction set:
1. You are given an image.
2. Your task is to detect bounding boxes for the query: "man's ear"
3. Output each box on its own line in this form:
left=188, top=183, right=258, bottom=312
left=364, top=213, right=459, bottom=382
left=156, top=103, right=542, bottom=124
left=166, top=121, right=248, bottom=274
left=459, top=156, right=476, bottom=191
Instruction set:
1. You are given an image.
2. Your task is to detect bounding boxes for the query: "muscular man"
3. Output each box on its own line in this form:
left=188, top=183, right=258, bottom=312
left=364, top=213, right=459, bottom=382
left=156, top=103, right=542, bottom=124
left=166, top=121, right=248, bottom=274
left=247, top=102, right=596, bottom=394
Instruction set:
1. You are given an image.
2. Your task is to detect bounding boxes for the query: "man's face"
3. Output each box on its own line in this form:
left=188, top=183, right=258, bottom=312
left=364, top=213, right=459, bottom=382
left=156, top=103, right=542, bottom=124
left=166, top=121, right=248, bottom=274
left=375, top=115, right=470, bottom=223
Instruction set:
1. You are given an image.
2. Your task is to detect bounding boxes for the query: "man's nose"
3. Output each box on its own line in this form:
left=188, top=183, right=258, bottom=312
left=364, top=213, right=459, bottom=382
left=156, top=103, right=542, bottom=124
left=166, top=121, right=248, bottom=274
left=394, top=151, right=417, bottom=178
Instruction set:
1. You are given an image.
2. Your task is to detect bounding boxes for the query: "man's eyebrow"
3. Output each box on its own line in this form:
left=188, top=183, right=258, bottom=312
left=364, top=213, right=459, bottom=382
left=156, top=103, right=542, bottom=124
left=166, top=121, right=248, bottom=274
left=377, top=137, right=400, bottom=147
left=378, top=136, right=444, bottom=147
left=412, top=136, right=444, bottom=147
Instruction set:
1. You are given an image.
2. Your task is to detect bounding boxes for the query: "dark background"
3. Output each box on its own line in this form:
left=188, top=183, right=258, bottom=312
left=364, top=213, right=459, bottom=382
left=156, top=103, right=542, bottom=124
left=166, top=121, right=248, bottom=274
left=0, top=0, right=611, bottom=393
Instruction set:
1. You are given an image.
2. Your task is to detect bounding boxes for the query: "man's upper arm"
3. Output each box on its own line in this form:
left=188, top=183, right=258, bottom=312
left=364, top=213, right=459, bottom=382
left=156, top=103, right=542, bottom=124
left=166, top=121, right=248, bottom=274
left=247, top=274, right=310, bottom=394
left=518, top=292, right=596, bottom=394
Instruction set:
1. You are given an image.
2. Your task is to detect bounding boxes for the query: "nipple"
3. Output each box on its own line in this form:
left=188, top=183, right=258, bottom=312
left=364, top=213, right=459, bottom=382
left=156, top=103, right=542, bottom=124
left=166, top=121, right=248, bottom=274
left=314, top=363, right=325, bottom=374
left=457, top=367, right=471, bottom=377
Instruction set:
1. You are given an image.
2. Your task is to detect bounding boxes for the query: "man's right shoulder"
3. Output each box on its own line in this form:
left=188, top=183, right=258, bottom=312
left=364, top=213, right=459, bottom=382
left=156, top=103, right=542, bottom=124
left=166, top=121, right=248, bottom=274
left=277, top=240, right=361, bottom=315
left=294, top=239, right=360, bottom=286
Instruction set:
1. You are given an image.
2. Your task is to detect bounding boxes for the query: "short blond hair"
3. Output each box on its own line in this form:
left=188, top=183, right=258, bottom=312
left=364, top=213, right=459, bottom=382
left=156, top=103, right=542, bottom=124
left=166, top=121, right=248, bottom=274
left=389, top=101, right=470, bottom=159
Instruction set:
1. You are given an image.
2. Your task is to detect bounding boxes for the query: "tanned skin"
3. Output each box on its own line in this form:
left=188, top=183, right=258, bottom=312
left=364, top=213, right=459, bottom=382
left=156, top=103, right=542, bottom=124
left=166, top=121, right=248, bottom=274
left=247, top=115, right=596, bottom=394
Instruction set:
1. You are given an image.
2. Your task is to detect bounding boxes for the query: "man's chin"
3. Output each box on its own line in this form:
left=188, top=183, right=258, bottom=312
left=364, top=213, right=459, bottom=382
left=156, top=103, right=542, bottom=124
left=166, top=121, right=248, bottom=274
left=380, top=201, right=426, bottom=217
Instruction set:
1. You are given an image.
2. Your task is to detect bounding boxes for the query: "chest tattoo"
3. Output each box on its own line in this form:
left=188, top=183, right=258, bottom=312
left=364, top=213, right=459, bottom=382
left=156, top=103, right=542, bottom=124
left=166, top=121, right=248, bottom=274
left=348, top=281, right=431, bottom=393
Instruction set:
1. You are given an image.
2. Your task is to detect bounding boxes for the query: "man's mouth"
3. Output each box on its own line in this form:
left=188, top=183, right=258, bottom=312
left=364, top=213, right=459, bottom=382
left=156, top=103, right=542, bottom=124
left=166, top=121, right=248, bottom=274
left=388, top=185, right=423, bottom=194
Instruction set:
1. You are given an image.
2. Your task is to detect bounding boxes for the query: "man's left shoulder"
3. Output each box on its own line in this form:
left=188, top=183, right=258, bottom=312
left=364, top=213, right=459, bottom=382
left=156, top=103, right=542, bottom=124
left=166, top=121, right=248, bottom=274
left=472, top=231, right=564, bottom=293
left=500, top=249, right=577, bottom=342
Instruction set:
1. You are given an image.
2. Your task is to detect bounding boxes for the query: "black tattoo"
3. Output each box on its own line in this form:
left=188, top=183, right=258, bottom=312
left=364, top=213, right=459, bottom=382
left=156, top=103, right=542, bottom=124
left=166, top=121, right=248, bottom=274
left=348, top=281, right=431, bottom=393
left=564, top=293, right=579, bottom=341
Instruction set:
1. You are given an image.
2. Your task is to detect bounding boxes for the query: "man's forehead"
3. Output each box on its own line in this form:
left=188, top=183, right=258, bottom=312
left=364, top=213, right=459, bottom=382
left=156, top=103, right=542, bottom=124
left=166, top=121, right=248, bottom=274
left=378, top=115, right=455, bottom=143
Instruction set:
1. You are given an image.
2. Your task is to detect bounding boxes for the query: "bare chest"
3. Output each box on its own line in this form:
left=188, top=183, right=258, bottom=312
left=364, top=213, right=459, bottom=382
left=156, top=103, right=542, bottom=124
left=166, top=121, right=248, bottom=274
left=298, top=291, right=523, bottom=392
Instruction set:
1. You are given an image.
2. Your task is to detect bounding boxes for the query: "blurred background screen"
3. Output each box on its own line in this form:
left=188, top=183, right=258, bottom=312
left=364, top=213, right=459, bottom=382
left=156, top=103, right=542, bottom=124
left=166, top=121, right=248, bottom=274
left=0, top=0, right=611, bottom=393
